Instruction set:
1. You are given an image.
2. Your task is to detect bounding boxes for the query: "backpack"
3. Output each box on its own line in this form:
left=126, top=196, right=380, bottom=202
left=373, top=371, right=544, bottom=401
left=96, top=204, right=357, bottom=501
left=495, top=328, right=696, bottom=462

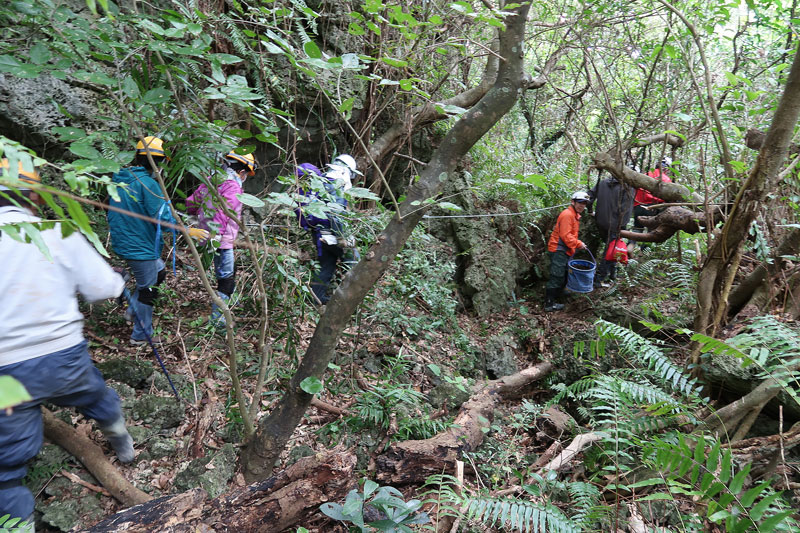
left=604, top=238, right=629, bottom=264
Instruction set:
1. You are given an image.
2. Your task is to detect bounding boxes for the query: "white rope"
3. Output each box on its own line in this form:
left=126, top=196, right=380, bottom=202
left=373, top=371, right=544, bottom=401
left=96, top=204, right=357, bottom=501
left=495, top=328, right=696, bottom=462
left=422, top=203, right=569, bottom=219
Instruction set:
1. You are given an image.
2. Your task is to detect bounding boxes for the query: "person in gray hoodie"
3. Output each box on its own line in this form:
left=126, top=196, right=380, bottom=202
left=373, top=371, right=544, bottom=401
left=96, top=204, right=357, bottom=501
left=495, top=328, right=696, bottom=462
left=588, top=175, right=634, bottom=286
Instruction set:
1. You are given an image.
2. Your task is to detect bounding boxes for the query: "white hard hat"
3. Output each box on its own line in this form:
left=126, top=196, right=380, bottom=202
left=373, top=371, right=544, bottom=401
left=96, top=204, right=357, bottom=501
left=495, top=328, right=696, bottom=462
left=330, top=154, right=362, bottom=175
left=572, top=191, right=591, bottom=202
left=661, top=156, right=673, bottom=167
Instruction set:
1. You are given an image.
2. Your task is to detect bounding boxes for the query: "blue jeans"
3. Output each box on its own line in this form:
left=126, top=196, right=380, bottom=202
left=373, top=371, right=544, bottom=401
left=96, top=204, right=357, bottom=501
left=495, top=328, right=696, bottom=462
left=127, top=258, right=165, bottom=341
left=211, top=249, right=235, bottom=322
left=0, top=341, right=123, bottom=520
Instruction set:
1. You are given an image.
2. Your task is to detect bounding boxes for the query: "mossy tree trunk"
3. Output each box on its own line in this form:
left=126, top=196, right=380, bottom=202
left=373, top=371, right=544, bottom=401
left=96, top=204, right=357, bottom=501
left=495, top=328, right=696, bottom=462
left=691, top=44, right=800, bottom=358
left=240, top=2, right=534, bottom=482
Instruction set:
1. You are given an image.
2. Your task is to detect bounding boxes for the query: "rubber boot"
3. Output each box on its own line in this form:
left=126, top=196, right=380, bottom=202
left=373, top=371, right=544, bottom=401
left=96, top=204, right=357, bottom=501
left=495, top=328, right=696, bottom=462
left=99, top=418, right=135, bottom=464
left=544, top=288, right=564, bottom=312
left=210, top=292, right=230, bottom=328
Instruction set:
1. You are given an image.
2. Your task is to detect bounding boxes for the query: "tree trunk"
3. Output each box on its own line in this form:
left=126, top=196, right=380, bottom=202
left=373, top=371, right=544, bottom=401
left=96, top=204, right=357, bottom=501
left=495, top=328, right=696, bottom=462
left=727, top=226, right=800, bottom=317
left=83, top=450, right=356, bottom=532
left=239, top=2, right=535, bottom=482
left=692, top=45, right=800, bottom=348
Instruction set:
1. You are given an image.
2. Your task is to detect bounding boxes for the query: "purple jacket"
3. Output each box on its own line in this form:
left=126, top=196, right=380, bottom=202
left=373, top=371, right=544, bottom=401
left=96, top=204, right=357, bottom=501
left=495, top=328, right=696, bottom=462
left=186, top=169, right=243, bottom=249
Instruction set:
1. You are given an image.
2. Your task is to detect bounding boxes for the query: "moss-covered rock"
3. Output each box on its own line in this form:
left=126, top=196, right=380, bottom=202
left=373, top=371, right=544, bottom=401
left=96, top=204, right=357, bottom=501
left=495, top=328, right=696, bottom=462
left=428, top=380, right=471, bottom=411
left=129, top=395, right=184, bottom=429
left=286, top=444, right=315, bottom=466
left=37, top=475, right=105, bottom=531
left=483, top=334, right=519, bottom=379
left=173, top=443, right=237, bottom=499
left=96, top=357, right=154, bottom=388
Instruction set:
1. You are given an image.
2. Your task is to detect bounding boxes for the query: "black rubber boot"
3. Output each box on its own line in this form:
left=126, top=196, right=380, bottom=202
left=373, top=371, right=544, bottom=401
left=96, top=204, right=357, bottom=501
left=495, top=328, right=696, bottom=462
left=544, top=288, right=564, bottom=312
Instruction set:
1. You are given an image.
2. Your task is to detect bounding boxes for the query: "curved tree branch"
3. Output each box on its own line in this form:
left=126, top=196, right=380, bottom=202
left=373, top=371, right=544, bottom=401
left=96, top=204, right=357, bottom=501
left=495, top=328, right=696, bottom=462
left=240, top=2, right=535, bottom=482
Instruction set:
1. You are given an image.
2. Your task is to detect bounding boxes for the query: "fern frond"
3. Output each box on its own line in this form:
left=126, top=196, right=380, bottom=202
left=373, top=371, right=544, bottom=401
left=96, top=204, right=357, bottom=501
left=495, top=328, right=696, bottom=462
left=595, top=320, right=701, bottom=399
left=463, top=496, right=580, bottom=533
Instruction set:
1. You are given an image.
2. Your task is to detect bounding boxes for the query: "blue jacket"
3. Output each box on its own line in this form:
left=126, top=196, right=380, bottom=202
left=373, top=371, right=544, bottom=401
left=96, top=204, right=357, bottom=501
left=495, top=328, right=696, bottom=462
left=107, top=167, right=175, bottom=260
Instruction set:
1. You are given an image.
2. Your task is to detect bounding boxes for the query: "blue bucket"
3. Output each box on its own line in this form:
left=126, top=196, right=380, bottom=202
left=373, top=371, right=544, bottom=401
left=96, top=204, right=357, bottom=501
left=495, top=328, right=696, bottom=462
left=566, top=249, right=596, bottom=293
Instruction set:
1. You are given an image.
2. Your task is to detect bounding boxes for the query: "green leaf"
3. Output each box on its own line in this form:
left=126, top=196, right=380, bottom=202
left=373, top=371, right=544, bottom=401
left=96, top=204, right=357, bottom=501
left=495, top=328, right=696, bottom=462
left=29, top=43, right=51, bottom=65
left=237, top=193, right=265, bottom=208
left=142, top=87, right=171, bottom=104
left=724, top=71, right=739, bottom=86
left=750, top=491, right=782, bottom=521
left=381, top=56, right=408, bottom=68
left=228, top=128, right=253, bottom=139
left=345, top=187, right=380, bottom=201
left=363, top=479, right=379, bottom=499
left=758, top=510, right=793, bottom=531
left=437, top=202, right=462, bottom=211
left=427, top=363, right=441, bottom=376
left=122, top=76, right=140, bottom=98
left=348, top=22, right=365, bottom=35
left=638, top=493, right=674, bottom=501
left=52, top=127, right=86, bottom=141
left=0, top=375, right=32, bottom=410
left=304, top=41, right=322, bottom=59
left=69, top=140, right=101, bottom=159
left=299, top=377, right=323, bottom=395
left=627, top=478, right=665, bottom=488
left=209, top=53, right=243, bottom=65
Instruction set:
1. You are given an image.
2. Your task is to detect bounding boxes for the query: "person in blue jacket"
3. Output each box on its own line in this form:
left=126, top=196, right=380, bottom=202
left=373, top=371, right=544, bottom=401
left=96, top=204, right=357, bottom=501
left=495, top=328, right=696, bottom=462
left=295, top=156, right=360, bottom=305
left=107, top=136, right=176, bottom=345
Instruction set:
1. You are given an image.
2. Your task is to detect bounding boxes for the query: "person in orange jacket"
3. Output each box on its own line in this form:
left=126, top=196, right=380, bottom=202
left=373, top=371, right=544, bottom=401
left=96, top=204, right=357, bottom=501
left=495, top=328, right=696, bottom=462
left=545, top=191, right=590, bottom=311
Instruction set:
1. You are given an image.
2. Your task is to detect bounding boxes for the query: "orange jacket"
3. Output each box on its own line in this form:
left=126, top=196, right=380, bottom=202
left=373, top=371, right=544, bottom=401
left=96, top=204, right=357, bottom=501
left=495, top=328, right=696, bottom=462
left=547, top=206, right=584, bottom=256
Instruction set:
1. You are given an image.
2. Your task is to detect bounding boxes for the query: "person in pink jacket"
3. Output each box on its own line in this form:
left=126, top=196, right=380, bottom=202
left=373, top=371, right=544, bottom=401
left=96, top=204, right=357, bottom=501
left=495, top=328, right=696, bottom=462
left=186, top=150, right=257, bottom=326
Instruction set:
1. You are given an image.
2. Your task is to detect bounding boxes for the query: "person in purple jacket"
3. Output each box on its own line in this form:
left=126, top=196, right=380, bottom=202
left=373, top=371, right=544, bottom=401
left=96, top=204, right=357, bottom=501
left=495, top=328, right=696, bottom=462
left=186, top=150, right=258, bottom=326
left=295, top=156, right=360, bottom=305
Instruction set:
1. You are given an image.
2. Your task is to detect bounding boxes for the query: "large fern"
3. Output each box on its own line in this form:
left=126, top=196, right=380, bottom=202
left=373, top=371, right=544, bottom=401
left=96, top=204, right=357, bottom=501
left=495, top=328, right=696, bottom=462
left=689, top=315, right=800, bottom=409
left=642, top=434, right=797, bottom=532
left=595, top=320, right=702, bottom=399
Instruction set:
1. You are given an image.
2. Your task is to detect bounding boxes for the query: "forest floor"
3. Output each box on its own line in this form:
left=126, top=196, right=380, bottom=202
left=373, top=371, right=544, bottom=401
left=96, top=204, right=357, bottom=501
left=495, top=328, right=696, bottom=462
left=23, top=245, right=800, bottom=532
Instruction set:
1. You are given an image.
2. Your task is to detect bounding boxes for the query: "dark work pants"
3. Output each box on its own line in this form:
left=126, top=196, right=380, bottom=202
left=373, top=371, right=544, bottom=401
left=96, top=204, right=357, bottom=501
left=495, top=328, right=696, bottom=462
left=596, top=227, right=618, bottom=283
left=311, top=243, right=346, bottom=304
left=0, top=341, right=123, bottom=520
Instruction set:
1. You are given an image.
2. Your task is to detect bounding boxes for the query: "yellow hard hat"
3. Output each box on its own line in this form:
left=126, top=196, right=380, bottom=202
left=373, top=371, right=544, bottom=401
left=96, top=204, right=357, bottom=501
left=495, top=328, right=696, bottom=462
left=135, top=136, right=170, bottom=160
left=0, top=158, right=41, bottom=189
left=224, top=150, right=258, bottom=176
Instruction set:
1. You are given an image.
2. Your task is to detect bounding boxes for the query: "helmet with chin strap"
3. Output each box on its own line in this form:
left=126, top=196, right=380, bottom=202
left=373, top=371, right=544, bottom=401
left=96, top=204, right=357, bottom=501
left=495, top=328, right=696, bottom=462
left=136, top=136, right=170, bottom=161
left=571, top=191, right=590, bottom=203
left=330, top=154, right=361, bottom=175
left=224, top=150, right=258, bottom=176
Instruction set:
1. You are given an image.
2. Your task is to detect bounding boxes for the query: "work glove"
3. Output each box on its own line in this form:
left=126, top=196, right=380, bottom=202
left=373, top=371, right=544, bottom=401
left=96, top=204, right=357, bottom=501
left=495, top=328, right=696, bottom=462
left=188, top=227, right=210, bottom=240
left=343, top=236, right=356, bottom=248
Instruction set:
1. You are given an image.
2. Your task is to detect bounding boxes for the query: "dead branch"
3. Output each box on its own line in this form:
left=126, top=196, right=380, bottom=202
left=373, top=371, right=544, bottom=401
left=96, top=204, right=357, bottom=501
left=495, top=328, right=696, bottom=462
left=537, top=432, right=603, bottom=474
left=375, top=362, right=553, bottom=484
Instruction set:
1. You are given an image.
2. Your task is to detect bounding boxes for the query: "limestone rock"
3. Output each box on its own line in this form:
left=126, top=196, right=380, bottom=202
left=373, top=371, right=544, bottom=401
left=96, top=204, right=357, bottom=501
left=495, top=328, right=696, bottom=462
left=173, top=443, right=237, bottom=499
left=96, top=357, right=154, bottom=388
left=130, top=395, right=184, bottom=429
left=483, top=334, right=519, bottom=379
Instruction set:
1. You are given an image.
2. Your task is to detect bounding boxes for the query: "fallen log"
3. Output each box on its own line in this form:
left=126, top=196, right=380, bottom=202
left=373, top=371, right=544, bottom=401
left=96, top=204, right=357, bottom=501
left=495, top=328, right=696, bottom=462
left=42, top=408, right=151, bottom=507
left=83, top=450, right=356, bottom=532
left=375, top=362, right=554, bottom=484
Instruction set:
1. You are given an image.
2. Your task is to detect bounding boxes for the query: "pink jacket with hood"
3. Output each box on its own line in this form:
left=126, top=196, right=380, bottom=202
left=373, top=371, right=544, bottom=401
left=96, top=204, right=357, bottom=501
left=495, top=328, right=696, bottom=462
left=186, top=167, right=243, bottom=249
